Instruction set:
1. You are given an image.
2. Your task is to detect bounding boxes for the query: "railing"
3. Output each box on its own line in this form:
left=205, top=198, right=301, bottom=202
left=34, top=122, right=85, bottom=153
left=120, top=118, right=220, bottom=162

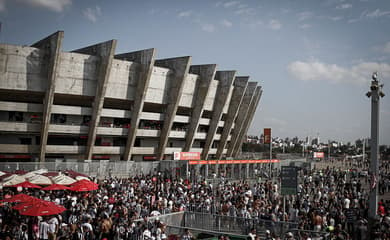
left=132, top=211, right=326, bottom=239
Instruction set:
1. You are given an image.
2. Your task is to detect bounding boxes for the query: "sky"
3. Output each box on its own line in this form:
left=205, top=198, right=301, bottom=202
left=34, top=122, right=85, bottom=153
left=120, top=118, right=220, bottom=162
left=0, top=0, right=389, bottom=145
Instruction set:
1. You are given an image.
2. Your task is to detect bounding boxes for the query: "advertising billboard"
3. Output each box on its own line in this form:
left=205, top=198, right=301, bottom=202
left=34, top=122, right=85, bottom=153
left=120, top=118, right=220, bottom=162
left=173, top=152, right=201, bottom=160
left=264, top=128, right=271, bottom=144
left=313, top=152, right=325, bottom=158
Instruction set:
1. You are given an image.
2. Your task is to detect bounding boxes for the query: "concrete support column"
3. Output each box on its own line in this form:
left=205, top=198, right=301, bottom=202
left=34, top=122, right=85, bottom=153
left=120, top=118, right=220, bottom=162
left=155, top=57, right=192, bottom=160
left=115, top=49, right=156, bottom=161
left=226, top=82, right=257, bottom=157
left=233, top=87, right=262, bottom=157
left=72, top=40, right=117, bottom=160
left=32, top=31, right=64, bottom=162
left=183, top=64, right=217, bottom=152
left=215, top=77, right=248, bottom=159
left=201, top=71, right=236, bottom=160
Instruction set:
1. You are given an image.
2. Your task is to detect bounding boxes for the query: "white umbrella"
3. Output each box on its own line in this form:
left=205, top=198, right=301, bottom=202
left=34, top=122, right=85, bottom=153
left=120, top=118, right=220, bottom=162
left=27, top=174, right=52, bottom=185
left=21, top=172, right=37, bottom=179
left=51, top=175, right=76, bottom=185
left=75, top=176, right=90, bottom=181
left=22, top=169, right=49, bottom=179
left=2, top=174, right=26, bottom=186
left=30, top=169, right=48, bottom=175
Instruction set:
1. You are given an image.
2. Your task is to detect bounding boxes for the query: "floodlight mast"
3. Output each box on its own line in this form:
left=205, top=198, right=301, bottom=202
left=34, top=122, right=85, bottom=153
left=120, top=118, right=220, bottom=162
left=366, top=71, right=385, bottom=237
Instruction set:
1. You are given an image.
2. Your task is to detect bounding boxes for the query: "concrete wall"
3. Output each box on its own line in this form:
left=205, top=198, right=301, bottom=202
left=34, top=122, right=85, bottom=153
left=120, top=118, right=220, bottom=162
left=144, top=66, right=171, bottom=104
left=105, top=59, right=139, bottom=100
left=179, top=73, right=198, bottom=108
left=203, top=79, right=219, bottom=111
left=56, top=52, right=99, bottom=96
left=0, top=45, right=47, bottom=92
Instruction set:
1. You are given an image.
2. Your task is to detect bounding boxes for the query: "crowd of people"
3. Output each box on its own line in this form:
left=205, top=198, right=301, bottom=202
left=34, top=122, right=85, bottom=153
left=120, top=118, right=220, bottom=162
left=0, top=159, right=389, bottom=240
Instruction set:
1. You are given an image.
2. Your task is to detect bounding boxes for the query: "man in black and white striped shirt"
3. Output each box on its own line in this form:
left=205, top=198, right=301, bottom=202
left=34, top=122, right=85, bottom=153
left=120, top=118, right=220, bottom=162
left=39, top=219, right=49, bottom=240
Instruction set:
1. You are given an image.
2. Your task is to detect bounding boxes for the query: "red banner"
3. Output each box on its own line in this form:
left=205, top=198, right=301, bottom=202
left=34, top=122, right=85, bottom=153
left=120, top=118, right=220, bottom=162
left=264, top=128, right=271, bottom=144
left=188, top=159, right=280, bottom=165
left=174, top=152, right=201, bottom=160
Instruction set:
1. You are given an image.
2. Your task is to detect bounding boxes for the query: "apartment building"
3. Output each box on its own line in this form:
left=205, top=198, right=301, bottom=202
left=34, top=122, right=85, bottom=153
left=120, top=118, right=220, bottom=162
left=0, top=31, right=262, bottom=162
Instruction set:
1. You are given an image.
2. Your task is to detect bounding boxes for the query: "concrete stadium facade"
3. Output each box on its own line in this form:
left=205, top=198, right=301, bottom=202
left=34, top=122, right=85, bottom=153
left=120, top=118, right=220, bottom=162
left=0, top=31, right=262, bottom=162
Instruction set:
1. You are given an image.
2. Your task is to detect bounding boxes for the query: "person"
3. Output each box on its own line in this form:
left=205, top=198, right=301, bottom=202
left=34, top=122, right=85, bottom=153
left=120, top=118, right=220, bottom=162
left=142, top=227, right=153, bottom=240
left=57, top=223, right=70, bottom=240
left=264, top=230, right=274, bottom=240
left=82, top=224, right=94, bottom=240
left=248, top=228, right=256, bottom=240
left=69, top=224, right=82, bottom=240
left=100, top=213, right=112, bottom=240
left=48, top=215, right=59, bottom=240
left=16, top=225, right=28, bottom=240
left=39, top=219, right=50, bottom=240
left=284, top=232, right=295, bottom=240
left=181, top=228, right=193, bottom=240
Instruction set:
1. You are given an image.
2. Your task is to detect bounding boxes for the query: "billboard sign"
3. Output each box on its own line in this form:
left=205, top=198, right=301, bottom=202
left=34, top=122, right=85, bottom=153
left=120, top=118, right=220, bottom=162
left=264, top=128, right=271, bottom=144
left=281, top=166, right=298, bottom=195
left=313, top=152, right=325, bottom=158
left=173, top=152, right=201, bottom=160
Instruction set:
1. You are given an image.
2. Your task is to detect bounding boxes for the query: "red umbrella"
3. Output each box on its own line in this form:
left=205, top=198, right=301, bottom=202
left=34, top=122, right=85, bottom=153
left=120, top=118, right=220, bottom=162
left=69, top=179, right=99, bottom=192
left=42, top=184, right=71, bottom=191
left=19, top=200, right=66, bottom=216
left=12, top=181, right=42, bottom=189
left=13, top=170, right=28, bottom=175
left=12, top=197, right=43, bottom=210
left=0, top=194, right=35, bottom=203
left=41, top=172, right=60, bottom=177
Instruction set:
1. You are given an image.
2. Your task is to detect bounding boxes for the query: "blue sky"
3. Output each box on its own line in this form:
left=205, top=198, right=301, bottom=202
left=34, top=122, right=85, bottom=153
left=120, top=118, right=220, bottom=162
left=0, top=0, right=389, bottom=145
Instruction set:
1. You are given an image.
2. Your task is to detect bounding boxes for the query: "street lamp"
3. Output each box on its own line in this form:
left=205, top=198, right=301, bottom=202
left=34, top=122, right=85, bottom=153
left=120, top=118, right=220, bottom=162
left=366, top=71, right=385, bottom=235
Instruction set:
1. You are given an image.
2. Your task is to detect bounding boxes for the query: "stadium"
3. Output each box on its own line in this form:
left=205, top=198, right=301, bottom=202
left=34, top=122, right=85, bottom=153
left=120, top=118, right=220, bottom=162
left=0, top=31, right=262, bottom=163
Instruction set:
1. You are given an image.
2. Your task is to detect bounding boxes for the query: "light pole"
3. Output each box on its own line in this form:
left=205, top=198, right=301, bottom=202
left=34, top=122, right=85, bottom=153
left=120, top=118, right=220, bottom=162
left=366, top=72, right=385, bottom=234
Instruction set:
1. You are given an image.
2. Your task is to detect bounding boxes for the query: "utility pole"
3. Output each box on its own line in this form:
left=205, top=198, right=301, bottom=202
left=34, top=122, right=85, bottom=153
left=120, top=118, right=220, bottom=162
left=362, top=138, right=365, bottom=165
left=366, top=72, right=385, bottom=236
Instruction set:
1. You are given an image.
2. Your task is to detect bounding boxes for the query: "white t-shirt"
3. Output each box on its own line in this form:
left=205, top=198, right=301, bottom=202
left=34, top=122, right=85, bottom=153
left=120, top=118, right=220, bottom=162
left=48, top=217, right=59, bottom=234
left=344, top=198, right=350, bottom=209
left=39, top=222, right=49, bottom=239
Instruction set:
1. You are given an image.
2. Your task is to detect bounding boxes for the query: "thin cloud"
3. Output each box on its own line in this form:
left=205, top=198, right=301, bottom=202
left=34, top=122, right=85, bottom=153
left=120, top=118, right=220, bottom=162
left=221, top=19, right=233, bottom=27
left=365, top=8, right=390, bottom=18
left=223, top=1, right=240, bottom=8
left=235, top=7, right=255, bottom=15
left=300, top=24, right=311, bottom=29
left=201, top=23, right=215, bottom=33
left=329, top=16, right=343, bottom=21
left=0, top=0, right=5, bottom=11
left=348, top=18, right=359, bottom=23
left=18, top=0, right=71, bottom=12
left=297, top=11, right=313, bottom=21
left=148, top=9, right=158, bottom=15
left=336, top=3, right=352, bottom=10
left=383, top=42, right=390, bottom=53
left=288, top=60, right=390, bottom=85
left=83, top=6, right=101, bottom=23
left=268, top=19, right=282, bottom=30
left=178, top=10, right=192, bottom=18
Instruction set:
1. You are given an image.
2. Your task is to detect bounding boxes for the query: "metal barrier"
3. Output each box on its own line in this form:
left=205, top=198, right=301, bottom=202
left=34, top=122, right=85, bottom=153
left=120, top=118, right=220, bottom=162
left=183, top=211, right=298, bottom=237
left=135, top=211, right=299, bottom=238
